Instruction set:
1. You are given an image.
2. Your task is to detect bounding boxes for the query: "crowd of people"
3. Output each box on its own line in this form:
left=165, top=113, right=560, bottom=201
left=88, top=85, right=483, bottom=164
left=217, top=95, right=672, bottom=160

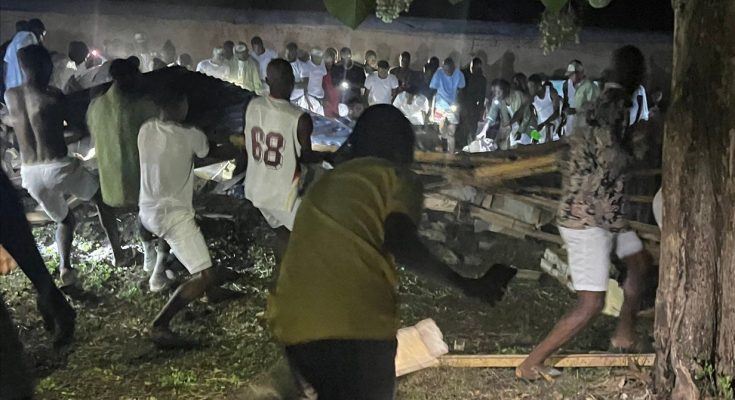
left=1, top=17, right=661, bottom=400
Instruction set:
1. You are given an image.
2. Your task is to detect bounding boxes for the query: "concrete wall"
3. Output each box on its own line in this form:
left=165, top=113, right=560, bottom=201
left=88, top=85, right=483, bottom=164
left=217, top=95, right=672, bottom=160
left=0, top=1, right=673, bottom=91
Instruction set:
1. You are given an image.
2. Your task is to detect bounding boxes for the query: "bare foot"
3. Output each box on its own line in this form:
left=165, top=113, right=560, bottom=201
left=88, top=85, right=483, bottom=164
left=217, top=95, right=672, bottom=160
left=151, top=327, right=199, bottom=349
left=60, top=268, right=79, bottom=287
left=205, top=286, right=245, bottom=304
left=515, top=363, right=562, bottom=382
left=610, top=334, right=636, bottom=351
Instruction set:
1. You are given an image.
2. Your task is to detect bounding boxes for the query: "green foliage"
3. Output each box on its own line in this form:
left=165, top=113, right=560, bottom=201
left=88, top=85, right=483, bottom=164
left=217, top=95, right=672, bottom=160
left=539, top=8, right=580, bottom=55
left=323, top=0, right=375, bottom=29
left=159, top=368, right=198, bottom=390
left=695, top=359, right=734, bottom=400
left=541, top=0, right=568, bottom=13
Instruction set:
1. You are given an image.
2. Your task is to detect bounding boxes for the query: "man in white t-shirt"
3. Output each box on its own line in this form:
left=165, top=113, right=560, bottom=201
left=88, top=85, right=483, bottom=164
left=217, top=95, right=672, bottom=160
left=196, top=47, right=230, bottom=81
left=285, top=43, right=309, bottom=101
left=138, top=88, right=242, bottom=348
left=250, top=36, right=277, bottom=82
left=242, top=59, right=313, bottom=258
left=393, top=86, right=429, bottom=126
left=300, top=47, right=328, bottom=115
left=365, top=60, right=399, bottom=105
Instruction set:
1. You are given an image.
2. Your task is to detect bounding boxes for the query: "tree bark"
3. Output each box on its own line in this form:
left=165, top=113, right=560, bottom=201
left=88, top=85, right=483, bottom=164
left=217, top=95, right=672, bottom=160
left=654, top=0, right=735, bottom=398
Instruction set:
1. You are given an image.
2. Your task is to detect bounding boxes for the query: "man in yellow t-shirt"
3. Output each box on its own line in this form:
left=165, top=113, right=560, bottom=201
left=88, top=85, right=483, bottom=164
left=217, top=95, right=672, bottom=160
left=267, top=105, right=516, bottom=399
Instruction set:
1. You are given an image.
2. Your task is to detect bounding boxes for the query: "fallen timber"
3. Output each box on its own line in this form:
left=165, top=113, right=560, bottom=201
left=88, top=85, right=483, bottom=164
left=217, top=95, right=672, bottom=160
left=439, top=353, right=655, bottom=368
left=415, top=142, right=661, bottom=249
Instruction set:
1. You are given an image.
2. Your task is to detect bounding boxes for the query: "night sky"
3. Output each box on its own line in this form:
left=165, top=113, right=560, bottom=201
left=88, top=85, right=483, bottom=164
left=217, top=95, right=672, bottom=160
left=99, top=0, right=674, bottom=32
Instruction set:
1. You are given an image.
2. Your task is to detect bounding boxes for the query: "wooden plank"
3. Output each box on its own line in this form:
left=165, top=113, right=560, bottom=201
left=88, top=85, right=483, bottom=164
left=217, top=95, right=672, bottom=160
left=470, top=206, right=564, bottom=245
left=439, top=353, right=655, bottom=368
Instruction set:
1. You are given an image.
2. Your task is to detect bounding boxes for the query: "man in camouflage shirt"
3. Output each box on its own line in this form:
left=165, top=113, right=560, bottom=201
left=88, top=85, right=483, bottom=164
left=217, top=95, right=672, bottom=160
left=517, top=46, right=652, bottom=381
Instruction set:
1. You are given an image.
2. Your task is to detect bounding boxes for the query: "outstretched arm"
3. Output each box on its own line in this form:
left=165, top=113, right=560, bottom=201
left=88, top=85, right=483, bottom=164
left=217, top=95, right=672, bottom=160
left=384, top=212, right=515, bottom=305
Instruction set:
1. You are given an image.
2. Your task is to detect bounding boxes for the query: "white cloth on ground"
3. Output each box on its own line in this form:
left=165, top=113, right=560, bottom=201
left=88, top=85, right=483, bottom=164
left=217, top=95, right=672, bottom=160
left=558, top=226, right=644, bottom=292
left=20, top=157, right=99, bottom=223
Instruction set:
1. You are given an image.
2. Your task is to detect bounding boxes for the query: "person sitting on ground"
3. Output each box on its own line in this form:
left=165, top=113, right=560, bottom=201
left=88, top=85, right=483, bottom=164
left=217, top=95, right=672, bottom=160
left=138, top=87, right=243, bottom=347
left=196, top=47, right=230, bottom=81
left=250, top=36, right=277, bottom=82
left=390, top=51, right=416, bottom=94
left=176, top=53, right=193, bottom=71
left=527, top=73, right=560, bottom=143
left=1, top=168, right=76, bottom=348
left=331, top=47, right=366, bottom=108
left=87, top=58, right=160, bottom=270
left=364, top=60, right=399, bottom=106
left=562, top=60, right=600, bottom=136
left=430, top=57, right=466, bottom=153
left=229, top=41, right=263, bottom=95
left=517, top=45, right=652, bottom=382
left=267, top=105, right=515, bottom=399
left=6, top=45, right=131, bottom=285
left=363, top=49, right=378, bottom=76
left=240, top=59, right=313, bottom=259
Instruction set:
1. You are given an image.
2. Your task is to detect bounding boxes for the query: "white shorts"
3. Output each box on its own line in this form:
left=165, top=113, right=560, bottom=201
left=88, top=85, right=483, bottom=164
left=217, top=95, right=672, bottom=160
left=140, top=210, right=212, bottom=275
left=558, top=226, right=644, bottom=292
left=432, top=106, right=459, bottom=126
left=259, top=197, right=301, bottom=231
left=21, top=158, right=99, bottom=223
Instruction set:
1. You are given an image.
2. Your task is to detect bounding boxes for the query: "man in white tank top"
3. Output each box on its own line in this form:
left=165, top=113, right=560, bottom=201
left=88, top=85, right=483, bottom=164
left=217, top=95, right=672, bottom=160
left=243, top=58, right=313, bottom=254
left=528, top=74, right=560, bottom=144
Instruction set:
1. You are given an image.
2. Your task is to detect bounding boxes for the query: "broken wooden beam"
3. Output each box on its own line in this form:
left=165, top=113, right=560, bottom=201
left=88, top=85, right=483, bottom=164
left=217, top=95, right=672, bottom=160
left=439, top=353, right=655, bottom=368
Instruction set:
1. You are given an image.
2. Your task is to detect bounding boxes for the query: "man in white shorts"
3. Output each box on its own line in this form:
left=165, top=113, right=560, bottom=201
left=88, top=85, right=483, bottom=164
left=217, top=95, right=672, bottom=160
left=138, top=87, right=242, bottom=348
left=6, top=45, right=128, bottom=287
left=243, top=58, right=313, bottom=258
left=518, top=46, right=651, bottom=381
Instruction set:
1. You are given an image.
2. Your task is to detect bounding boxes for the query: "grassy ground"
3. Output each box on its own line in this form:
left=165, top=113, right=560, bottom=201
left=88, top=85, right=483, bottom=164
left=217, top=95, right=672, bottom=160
left=2, top=195, right=656, bottom=399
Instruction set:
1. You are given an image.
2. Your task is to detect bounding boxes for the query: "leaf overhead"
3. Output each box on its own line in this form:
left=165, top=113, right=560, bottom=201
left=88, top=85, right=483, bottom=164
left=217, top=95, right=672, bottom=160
left=323, top=0, right=375, bottom=29
left=540, top=0, right=568, bottom=13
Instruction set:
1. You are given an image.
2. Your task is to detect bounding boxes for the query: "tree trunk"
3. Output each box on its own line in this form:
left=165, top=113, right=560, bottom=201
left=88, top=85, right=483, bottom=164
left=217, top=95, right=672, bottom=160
left=654, top=0, right=735, bottom=398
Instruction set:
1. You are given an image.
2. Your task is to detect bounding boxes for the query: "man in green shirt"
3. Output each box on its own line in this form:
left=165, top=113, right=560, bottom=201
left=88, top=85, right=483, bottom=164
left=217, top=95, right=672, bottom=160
left=87, top=59, right=159, bottom=268
left=268, top=105, right=516, bottom=399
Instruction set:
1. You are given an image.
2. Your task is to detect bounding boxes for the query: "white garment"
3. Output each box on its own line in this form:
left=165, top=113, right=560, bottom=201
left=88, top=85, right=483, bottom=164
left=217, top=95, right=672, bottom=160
left=138, top=119, right=209, bottom=226
left=252, top=48, right=278, bottom=81
left=393, top=92, right=429, bottom=126
left=140, top=212, right=212, bottom=274
left=564, top=78, right=577, bottom=134
left=20, top=158, right=98, bottom=223
left=259, top=197, right=301, bottom=231
left=558, top=226, right=644, bottom=292
left=196, top=59, right=230, bottom=81
left=653, top=188, right=663, bottom=228
left=629, top=85, right=649, bottom=126
left=533, top=86, right=555, bottom=125
left=306, top=60, right=327, bottom=99
left=290, top=60, right=310, bottom=101
left=244, top=96, right=303, bottom=214
left=294, top=95, right=324, bottom=116
left=365, top=72, right=399, bottom=105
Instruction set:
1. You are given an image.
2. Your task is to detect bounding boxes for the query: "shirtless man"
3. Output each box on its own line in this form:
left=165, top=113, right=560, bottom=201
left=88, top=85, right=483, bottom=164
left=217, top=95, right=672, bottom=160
left=242, top=59, right=313, bottom=258
left=6, top=45, right=128, bottom=286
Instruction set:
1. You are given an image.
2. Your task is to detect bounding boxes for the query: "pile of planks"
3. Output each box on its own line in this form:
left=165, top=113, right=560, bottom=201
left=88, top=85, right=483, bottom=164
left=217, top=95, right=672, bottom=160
left=414, top=142, right=661, bottom=261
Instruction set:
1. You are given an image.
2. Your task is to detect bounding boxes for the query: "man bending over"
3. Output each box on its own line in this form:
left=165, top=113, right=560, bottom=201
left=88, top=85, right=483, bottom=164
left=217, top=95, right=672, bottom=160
left=138, top=87, right=242, bottom=348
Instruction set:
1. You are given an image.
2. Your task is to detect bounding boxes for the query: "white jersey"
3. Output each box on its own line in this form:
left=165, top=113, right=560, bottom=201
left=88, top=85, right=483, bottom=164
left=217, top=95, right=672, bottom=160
left=533, top=86, right=555, bottom=124
left=244, top=96, right=304, bottom=212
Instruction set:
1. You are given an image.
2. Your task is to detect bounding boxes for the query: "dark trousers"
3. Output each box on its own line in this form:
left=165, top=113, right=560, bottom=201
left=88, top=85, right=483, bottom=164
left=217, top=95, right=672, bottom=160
left=0, top=171, right=73, bottom=328
left=0, top=295, right=34, bottom=399
left=285, top=339, right=397, bottom=400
